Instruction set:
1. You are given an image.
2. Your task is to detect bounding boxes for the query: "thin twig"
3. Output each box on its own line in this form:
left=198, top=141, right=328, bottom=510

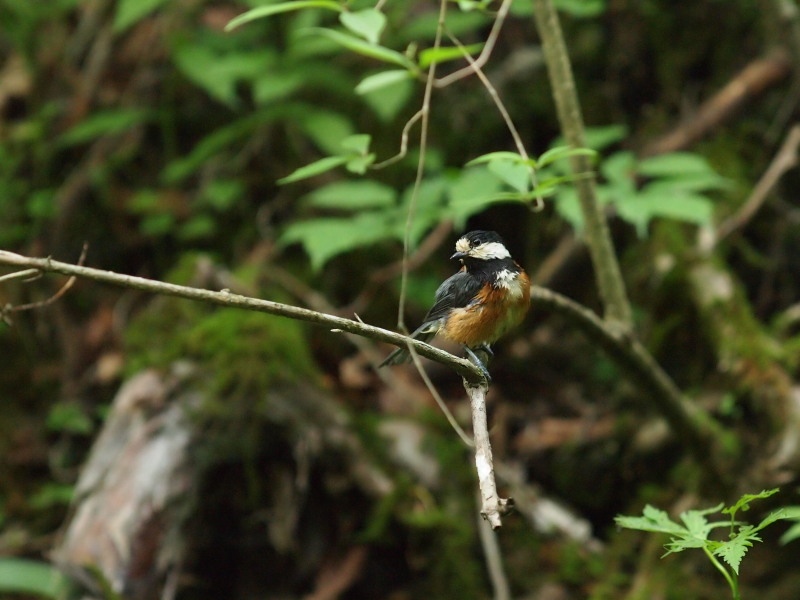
left=444, top=28, right=542, bottom=209
left=407, top=345, right=474, bottom=448
left=8, top=243, right=88, bottom=313
left=0, top=250, right=487, bottom=384
left=434, top=0, right=513, bottom=88
left=713, top=124, right=800, bottom=245
left=345, top=220, right=453, bottom=316
left=397, top=0, right=447, bottom=330
left=266, top=263, right=463, bottom=434
left=370, top=109, right=424, bottom=170
left=0, top=269, right=41, bottom=284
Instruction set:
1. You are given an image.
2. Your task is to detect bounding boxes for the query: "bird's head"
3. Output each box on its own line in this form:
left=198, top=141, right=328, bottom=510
left=451, top=230, right=510, bottom=263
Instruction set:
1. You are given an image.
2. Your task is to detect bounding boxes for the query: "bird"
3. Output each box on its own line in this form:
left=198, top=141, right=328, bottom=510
left=380, top=230, right=530, bottom=380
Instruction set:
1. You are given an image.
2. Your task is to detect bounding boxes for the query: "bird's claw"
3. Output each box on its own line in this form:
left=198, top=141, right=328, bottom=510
left=464, top=346, right=492, bottom=383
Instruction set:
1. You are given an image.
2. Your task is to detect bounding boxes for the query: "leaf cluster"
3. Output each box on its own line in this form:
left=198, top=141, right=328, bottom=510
left=616, top=489, right=800, bottom=598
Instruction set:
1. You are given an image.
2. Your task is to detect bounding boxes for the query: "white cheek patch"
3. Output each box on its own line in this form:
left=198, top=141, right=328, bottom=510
left=470, top=241, right=510, bottom=260
left=455, top=238, right=471, bottom=253
left=495, top=269, right=525, bottom=298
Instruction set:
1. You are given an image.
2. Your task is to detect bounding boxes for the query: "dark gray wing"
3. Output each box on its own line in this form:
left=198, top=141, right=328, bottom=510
left=423, top=270, right=482, bottom=323
left=379, top=271, right=482, bottom=368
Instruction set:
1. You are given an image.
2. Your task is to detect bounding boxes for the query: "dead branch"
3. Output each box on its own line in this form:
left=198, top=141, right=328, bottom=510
left=712, top=124, right=800, bottom=245
left=642, top=50, right=792, bottom=156
left=466, top=380, right=511, bottom=529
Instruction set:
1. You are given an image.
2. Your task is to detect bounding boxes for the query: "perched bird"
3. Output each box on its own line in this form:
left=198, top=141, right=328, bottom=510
left=380, top=230, right=530, bottom=379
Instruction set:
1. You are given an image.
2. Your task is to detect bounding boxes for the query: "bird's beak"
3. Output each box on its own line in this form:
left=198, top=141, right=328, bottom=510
left=450, top=251, right=466, bottom=261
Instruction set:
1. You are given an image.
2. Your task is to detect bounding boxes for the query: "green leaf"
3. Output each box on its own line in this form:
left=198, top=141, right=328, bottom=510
left=780, top=520, right=800, bottom=545
left=200, top=179, right=245, bottom=211
left=553, top=0, right=606, bottom=18
left=714, top=525, right=762, bottom=574
left=418, top=43, right=484, bottom=68
left=280, top=213, right=395, bottom=270
left=358, top=72, right=414, bottom=121
left=30, top=483, right=74, bottom=510
left=487, top=158, right=531, bottom=193
left=113, top=0, right=169, bottom=32
left=58, top=108, right=150, bottom=147
left=355, top=70, right=413, bottom=95
left=554, top=189, right=582, bottom=230
left=179, top=214, right=217, bottom=240
left=172, top=44, right=271, bottom=108
left=466, top=151, right=527, bottom=166
left=303, top=180, right=396, bottom=210
left=0, top=558, right=73, bottom=598
left=583, top=124, right=628, bottom=150
left=298, top=110, right=356, bottom=155
left=278, top=155, right=349, bottom=184
left=47, top=402, right=93, bottom=434
left=637, top=152, right=718, bottom=178
left=448, top=165, right=505, bottom=224
left=722, top=489, right=780, bottom=520
left=536, top=146, right=597, bottom=169
left=308, top=28, right=415, bottom=68
left=340, top=8, right=386, bottom=44
left=225, top=1, right=344, bottom=31
left=340, top=133, right=371, bottom=154
left=346, top=153, right=375, bottom=174
left=615, top=505, right=688, bottom=536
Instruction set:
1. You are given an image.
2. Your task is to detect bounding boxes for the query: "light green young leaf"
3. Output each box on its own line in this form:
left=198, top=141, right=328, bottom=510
left=308, top=28, right=415, bottom=68
left=358, top=73, right=414, bottom=121
left=280, top=213, right=395, bottom=270
left=299, top=110, right=355, bottom=155
left=722, top=488, right=780, bottom=520
left=614, top=505, right=688, bottom=536
left=583, top=124, right=628, bottom=150
left=340, top=134, right=371, bottom=154
left=278, top=155, right=349, bottom=184
left=0, top=558, right=73, bottom=599
left=714, top=525, right=761, bottom=574
left=418, top=43, right=484, bottom=68
left=487, top=159, right=531, bottom=193
left=225, top=1, right=344, bottom=32
left=346, top=153, right=375, bottom=174
left=637, top=152, right=718, bottom=178
left=303, top=180, right=396, bottom=210
left=780, top=520, right=800, bottom=545
left=536, top=146, right=597, bottom=169
left=447, top=165, right=506, bottom=225
left=355, top=70, right=413, bottom=95
left=114, top=0, right=169, bottom=32
left=340, top=8, right=386, bottom=44
left=466, top=151, right=527, bottom=166
left=172, top=44, right=271, bottom=108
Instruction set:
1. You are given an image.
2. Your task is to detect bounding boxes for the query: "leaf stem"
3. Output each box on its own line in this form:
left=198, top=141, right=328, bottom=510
left=703, top=545, right=739, bottom=600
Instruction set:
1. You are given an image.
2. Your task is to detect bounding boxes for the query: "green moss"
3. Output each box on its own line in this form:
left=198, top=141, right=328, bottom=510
left=124, top=255, right=320, bottom=394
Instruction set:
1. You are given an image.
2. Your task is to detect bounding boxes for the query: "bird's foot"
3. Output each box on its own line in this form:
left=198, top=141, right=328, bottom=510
left=477, top=343, right=494, bottom=357
left=464, top=346, right=492, bottom=383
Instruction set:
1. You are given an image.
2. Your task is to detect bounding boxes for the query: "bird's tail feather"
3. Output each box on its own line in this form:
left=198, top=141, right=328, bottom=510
left=379, top=325, right=437, bottom=367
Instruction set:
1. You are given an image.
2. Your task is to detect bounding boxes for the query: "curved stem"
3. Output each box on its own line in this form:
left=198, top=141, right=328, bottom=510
left=703, top=546, right=739, bottom=599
